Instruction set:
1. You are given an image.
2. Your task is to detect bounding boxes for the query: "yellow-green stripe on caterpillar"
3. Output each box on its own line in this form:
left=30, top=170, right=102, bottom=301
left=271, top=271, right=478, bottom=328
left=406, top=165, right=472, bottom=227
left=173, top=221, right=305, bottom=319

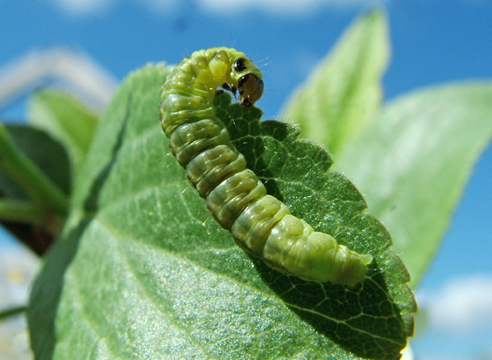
left=159, top=47, right=372, bottom=285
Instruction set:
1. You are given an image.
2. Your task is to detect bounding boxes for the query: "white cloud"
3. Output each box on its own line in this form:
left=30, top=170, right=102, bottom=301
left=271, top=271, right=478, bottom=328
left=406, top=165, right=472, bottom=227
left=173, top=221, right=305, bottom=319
left=420, top=274, right=492, bottom=333
left=48, top=0, right=115, bottom=16
left=46, top=0, right=179, bottom=16
left=198, top=0, right=387, bottom=16
left=45, top=0, right=487, bottom=18
left=47, top=0, right=386, bottom=17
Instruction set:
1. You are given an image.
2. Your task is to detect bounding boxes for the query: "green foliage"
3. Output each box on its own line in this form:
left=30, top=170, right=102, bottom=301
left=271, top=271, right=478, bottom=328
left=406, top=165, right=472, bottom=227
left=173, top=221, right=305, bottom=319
left=0, top=123, right=69, bottom=222
left=0, top=89, right=98, bottom=248
left=0, top=124, right=71, bottom=247
left=0, top=8, right=490, bottom=360
left=0, top=124, right=71, bottom=200
left=336, top=84, right=492, bottom=286
left=281, top=11, right=492, bottom=287
left=28, top=90, right=99, bottom=180
left=281, top=10, right=389, bottom=155
left=28, top=64, right=414, bottom=360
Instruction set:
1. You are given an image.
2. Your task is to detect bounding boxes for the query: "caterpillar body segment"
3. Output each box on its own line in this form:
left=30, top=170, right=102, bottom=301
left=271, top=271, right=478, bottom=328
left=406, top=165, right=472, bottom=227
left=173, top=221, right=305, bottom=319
left=159, top=47, right=372, bottom=285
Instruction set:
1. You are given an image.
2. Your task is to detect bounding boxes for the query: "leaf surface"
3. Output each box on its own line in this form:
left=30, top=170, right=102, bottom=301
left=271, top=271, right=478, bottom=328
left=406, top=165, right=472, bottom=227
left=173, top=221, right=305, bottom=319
left=28, top=90, right=99, bottom=178
left=29, top=65, right=415, bottom=360
left=0, top=124, right=70, bottom=251
left=0, top=124, right=71, bottom=199
left=336, top=83, right=492, bottom=286
left=281, top=10, right=389, bottom=156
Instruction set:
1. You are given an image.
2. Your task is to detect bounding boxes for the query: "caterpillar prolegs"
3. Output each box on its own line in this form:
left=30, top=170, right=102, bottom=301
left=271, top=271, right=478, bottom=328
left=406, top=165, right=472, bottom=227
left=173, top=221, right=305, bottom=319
left=159, top=47, right=372, bottom=285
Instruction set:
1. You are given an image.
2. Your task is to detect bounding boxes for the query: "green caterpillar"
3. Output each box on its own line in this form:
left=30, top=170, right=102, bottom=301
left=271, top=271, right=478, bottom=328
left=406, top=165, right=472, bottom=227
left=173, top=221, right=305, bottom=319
left=159, top=47, right=372, bottom=285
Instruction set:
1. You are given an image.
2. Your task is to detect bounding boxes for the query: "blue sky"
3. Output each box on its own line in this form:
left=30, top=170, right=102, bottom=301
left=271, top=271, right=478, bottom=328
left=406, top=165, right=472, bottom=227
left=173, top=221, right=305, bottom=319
left=1, top=1, right=492, bottom=359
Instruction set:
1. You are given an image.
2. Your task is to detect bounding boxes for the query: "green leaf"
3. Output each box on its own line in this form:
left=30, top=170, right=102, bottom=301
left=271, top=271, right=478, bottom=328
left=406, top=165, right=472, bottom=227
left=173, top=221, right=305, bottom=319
left=28, top=65, right=415, bottom=360
left=0, top=124, right=70, bottom=249
left=335, top=83, right=492, bottom=287
left=0, top=123, right=70, bottom=216
left=0, top=124, right=71, bottom=199
left=280, top=10, right=389, bottom=156
left=28, top=90, right=99, bottom=179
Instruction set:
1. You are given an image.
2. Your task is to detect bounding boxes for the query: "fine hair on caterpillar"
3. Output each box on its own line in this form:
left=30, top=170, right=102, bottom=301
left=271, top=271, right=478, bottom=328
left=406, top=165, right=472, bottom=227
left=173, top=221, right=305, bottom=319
left=159, top=47, right=372, bottom=285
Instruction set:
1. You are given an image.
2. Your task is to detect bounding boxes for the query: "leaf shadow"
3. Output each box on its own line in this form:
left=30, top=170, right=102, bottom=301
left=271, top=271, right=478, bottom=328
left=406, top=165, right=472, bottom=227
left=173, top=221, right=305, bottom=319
left=83, top=96, right=132, bottom=214
left=27, top=96, right=132, bottom=359
left=254, top=258, right=405, bottom=360
left=27, top=218, right=90, bottom=360
left=215, top=92, right=409, bottom=360
left=215, top=93, right=284, bottom=201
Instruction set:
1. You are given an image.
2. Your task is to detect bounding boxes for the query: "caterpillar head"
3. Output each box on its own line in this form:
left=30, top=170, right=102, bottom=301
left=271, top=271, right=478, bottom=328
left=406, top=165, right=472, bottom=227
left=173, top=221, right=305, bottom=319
left=230, top=57, right=264, bottom=107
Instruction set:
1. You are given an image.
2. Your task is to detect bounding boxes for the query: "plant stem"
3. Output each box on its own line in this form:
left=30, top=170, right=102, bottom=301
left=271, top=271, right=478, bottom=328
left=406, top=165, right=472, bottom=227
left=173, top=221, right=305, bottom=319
left=0, top=123, right=68, bottom=217
left=0, top=199, right=45, bottom=223
left=0, top=305, right=27, bottom=320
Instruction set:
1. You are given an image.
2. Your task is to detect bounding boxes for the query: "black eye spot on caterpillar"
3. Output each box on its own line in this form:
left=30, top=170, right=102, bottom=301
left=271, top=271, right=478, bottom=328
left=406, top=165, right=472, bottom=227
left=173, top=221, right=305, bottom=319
left=159, top=47, right=372, bottom=285
left=233, top=57, right=247, bottom=71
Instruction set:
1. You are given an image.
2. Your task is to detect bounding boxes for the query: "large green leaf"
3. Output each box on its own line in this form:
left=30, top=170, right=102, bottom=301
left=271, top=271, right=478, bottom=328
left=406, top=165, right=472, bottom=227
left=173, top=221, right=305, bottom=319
left=28, top=65, right=415, bottom=360
left=281, top=10, right=389, bottom=156
left=336, top=83, right=492, bottom=287
left=28, top=90, right=99, bottom=179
